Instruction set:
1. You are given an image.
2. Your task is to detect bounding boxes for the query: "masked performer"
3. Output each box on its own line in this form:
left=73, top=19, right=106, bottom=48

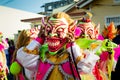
left=11, top=12, right=83, bottom=80
left=0, top=32, right=8, bottom=80
left=102, top=24, right=120, bottom=80
left=76, top=17, right=119, bottom=80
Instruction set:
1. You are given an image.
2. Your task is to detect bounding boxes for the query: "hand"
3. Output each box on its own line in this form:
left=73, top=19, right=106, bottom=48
left=30, top=27, right=40, bottom=39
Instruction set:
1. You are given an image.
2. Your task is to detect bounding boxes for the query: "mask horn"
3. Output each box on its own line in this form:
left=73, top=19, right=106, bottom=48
left=41, top=17, right=47, bottom=27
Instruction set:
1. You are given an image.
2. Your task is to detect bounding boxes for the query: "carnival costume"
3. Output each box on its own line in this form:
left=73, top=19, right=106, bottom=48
left=102, top=22, right=120, bottom=80
left=11, top=12, right=118, bottom=80
left=0, top=32, right=8, bottom=80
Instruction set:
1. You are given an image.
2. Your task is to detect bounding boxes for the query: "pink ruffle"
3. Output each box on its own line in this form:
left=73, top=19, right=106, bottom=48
left=35, top=37, right=44, bottom=44
left=62, top=61, right=79, bottom=78
left=36, top=61, right=51, bottom=80
left=0, top=44, right=4, bottom=51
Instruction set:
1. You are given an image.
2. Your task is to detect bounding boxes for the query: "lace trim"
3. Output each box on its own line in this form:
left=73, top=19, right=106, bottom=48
left=43, top=65, right=54, bottom=80
left=58, top=65, right=73, bottom=78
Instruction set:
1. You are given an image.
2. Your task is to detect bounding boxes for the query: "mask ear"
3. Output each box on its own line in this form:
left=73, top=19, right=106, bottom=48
left=94, top=23, right=100, bottom=38
left=41, top=17, right=47, bottom=27
left=68, top=20, right=77, bottom=32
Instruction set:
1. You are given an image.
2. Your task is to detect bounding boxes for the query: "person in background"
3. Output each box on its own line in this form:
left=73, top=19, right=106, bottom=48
left=111, top=25, right=120, bottom=80
left=6, top=39, right=15, bottom=80
left=8, top=40, right=15, bottom=65
left=1, top=37, right=9, bottom=67
left=0, top=32, right=8, bottom=80
left=112, top=25, right=120, bottom=44
left=76, top=13, right=119, bottom=80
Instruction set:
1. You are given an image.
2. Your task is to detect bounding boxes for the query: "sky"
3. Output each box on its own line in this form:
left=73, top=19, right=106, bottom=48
left=0, top=0, right=59, bottom=13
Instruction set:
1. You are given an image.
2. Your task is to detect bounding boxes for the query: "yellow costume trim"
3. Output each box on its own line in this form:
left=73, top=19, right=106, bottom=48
left=107, top=53, right=114, bottom=80
left=90, top=42, right=100, bottom=50
left=0, top=69, right=7, bottom=80
left=23, top=47, right=39, bottom=55
left=46, top=51, right=69, bottom=64
left=0, top=51, right=7, bottom=80
left=76, top=55, right=84, bottom=64
left=46, top=52, right=75, bottom=80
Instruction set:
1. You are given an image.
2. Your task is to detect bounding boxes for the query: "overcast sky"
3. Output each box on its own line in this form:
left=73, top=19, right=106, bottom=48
left=0, top=0, right=59, bottom=13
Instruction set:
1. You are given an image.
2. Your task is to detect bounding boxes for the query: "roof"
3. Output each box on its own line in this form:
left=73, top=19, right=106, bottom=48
left=21, top=17, right=45, bottom=22
left=21, top=12, right=86, bottom=22
left=21, top=0, right=94, bottom=22
left=53, top=0, right=94, bottom=13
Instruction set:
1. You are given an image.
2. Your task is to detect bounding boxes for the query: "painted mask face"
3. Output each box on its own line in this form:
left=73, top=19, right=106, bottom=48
left=45, top=18, right=69, bottom=52
left=77, top=22, right=95, bottom=39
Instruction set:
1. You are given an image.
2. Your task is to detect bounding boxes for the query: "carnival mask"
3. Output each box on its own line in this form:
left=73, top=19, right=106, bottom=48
left=42, top=17, right=69, bottom=52
left=77, top=20, right=99, bottom=39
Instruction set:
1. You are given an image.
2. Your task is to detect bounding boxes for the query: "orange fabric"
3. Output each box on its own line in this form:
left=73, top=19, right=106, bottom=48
left=107, top=22, right=117, bottom=40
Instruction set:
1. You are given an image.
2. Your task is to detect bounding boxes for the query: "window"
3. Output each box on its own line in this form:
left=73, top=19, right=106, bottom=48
left=114, top=0, right=120, bottom=3
left=105, top=15, right=120, bottom=26
left=48, top=6, right=52, bottom=10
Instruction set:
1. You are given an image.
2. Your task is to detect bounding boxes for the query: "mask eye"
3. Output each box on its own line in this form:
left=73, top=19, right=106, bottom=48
left=87, top=29, right=93, bottom=35
left=55, top=28, right=64, bottom=37
left=57, top=28, right=64, bottom=32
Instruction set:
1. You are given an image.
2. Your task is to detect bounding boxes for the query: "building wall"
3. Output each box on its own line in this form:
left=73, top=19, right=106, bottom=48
left=91, top=0, right=120, bottom=33
left=66, top=0, right=120, bottom=33
left=0, top=6, right=44, bottom=39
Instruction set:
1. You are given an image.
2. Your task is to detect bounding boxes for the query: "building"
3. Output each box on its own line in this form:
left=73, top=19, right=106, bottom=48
left=21, top=0, right=120, bottom=33
left=0, top=6, right=45, bottom=39
left=40, top=0, right=74, bottom=15
left=53, top=0, right=120, bottom=33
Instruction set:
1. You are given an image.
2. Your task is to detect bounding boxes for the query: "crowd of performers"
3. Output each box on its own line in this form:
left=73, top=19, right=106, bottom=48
left=0, top=12, right=120, bottom=80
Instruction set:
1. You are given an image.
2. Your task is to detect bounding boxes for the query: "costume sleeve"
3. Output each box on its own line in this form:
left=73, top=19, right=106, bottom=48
left=16, top=39, right=42, bottom=71
left=77, top=50, right=99, bottom=73
left=66, top=42, right=82, bottom=61
left=66, top=42, right=100, bottom=73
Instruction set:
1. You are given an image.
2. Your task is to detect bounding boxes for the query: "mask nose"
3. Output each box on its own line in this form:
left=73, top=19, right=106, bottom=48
left=49, top=33, right=57, bottom=37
